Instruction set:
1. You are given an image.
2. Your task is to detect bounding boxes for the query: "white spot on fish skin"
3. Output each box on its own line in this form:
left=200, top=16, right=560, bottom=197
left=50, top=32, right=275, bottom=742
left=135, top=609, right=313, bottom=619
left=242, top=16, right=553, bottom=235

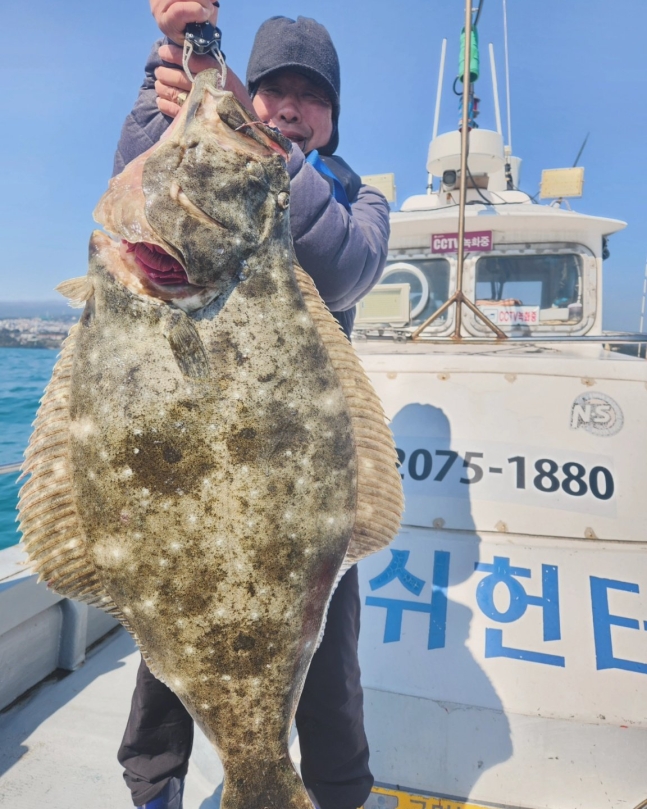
left=121, top=467, right=133, bottom=480
left=123, top=607, right=132, bottom=615
left=143, top=599, right=155, bottom=612
left=170, top=541, right=183, bottom=552
left=297, top=478, right=305, bottom=486
left=300, top=314, right=309, bottom=325
left=141, top=488, right=150, bottom=497
left=249, top=489, right=259, bottom=499
left=289, top=572, right=297, bottom=579
left=247, top=520, right=255, bottom=528
left=159, top=559, right=169, bottom=567
left=251, top=612, right=259, bottom=620
left=174, top=678, right=183, bottom=688
left=100, top=450, right=109, bottom=461
left=216, top=608, right=226, bottom=617
left=188, top=514, right=197, bottom=524
left=134, top=532, right=142, bottom=540
left=88, top=471, right=96, bottom=480
left=176, top=618, right=186, bottom=628
left=200, top=675, right=209, bottom=682
left=284, top=611, right=293, bottom=619
left=185, top=646, right=195, bottom=656
left=241, top=466, right=249, bottom=475
left=111, top=548, right=123, bottom=560
left=133, top=448, right=140, bottom=455
left=221, top=675, right=232, bottom=681
left=134, top=429, right=142, bottom=436
left=284, top=450, right=292, bottom=457
left=304, top=547, right=312, bottom=556
left=327, top=517, right=335, bottom=525
left=284, top=511, right=293, bottom=521
left=202, top=703, right=211, bottom=710
left=69, top=417, right=96, bottom=442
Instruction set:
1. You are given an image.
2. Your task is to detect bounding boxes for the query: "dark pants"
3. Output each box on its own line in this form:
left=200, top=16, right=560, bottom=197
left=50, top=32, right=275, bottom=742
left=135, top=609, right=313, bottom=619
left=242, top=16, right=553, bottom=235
left=118, top=566, right=373, bottom=809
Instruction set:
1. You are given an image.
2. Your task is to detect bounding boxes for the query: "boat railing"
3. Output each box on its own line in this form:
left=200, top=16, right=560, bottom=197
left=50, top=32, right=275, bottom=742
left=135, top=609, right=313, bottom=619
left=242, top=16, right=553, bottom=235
left=355, top=331, right=647, bottom=350
left=0, top=462, right=21, bottom=476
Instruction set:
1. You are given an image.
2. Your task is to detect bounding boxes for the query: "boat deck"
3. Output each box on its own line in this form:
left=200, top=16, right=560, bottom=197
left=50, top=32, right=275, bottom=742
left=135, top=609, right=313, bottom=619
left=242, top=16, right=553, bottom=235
left=0, top=627, right=233, bottom=808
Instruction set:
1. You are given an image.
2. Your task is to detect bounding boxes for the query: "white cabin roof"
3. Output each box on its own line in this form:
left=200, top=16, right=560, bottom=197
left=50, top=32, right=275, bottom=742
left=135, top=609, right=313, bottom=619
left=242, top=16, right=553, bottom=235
left=392, top=194, right=626, bottom=248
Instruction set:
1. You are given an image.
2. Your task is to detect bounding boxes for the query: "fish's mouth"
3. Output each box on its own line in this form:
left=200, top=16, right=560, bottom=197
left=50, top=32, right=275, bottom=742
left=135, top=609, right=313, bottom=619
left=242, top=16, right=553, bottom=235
left=125, top=241, right=190, bottom=286
left=116, top=240, right=206, bottom=303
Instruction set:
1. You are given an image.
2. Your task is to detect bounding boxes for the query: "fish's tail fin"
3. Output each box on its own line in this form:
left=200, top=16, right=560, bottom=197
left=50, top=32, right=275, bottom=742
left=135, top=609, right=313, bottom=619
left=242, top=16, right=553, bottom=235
left=221, top=757, right=314, bottom=809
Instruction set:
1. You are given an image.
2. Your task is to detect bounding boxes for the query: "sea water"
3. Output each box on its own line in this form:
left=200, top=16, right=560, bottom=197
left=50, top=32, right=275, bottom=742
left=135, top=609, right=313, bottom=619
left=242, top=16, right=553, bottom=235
left=0, top=348, right=58, bottom=550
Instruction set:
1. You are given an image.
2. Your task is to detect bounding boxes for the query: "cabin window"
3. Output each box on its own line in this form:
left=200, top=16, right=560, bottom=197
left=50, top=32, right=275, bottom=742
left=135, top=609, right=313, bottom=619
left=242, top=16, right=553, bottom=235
left=380, top=259, right=451, bottom=325
left=475, top=253, right=583, bottom=326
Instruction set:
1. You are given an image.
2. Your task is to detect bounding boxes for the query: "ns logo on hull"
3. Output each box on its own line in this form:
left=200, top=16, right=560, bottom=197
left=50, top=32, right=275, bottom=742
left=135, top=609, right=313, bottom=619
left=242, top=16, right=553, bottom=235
left=570, top=391, right=623, bottom=437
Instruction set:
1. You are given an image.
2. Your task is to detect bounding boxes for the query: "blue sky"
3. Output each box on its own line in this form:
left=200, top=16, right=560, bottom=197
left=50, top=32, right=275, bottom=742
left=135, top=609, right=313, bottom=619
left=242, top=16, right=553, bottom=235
left=1, top=0, right=645, bottom=330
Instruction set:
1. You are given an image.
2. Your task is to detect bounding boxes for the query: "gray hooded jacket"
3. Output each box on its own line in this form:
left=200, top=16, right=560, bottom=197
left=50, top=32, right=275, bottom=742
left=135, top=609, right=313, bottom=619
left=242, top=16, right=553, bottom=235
left=112, top=42, right=390, bottom=336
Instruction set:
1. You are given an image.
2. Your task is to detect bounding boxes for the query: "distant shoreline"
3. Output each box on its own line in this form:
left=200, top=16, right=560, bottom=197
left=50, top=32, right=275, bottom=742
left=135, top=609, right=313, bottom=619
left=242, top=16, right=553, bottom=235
left=0, top=316, right=75, bottom=350
left=0, top=343, right=58, bottom=350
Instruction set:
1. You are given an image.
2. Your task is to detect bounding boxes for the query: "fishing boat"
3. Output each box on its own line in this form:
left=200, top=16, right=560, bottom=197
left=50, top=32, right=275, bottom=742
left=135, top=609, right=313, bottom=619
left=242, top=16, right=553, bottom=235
left=1, top=2, right=645, bottom=808
left=352, top=3, right=647, bottom=808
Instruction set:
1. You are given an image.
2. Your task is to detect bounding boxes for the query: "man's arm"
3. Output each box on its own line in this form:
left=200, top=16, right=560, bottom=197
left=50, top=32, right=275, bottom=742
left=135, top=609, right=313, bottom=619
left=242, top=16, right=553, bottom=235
left=113, top=41, right=168, bottom=176
left=287, top=147, right=390, bottom=312
left=112, top=43, right=250, bottom=176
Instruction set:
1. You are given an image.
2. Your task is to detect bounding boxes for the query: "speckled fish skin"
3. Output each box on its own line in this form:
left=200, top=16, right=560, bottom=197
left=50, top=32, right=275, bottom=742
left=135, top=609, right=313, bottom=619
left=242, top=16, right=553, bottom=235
left=19, top=70, right=403, bottom=809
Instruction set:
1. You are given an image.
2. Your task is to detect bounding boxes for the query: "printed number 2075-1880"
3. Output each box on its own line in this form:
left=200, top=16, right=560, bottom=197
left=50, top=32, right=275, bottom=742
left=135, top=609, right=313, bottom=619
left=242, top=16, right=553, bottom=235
left=396, top=449, right=614, bottom=502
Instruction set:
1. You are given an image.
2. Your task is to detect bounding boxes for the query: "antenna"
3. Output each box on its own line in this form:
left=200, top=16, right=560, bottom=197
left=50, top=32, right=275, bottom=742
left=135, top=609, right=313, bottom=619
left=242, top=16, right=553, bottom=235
left=428, top=38, right=448, bottom=192
left=489, top=43, right=503, bottom=136
left=432, top=39, right=448, bottom=142
left=640, top=258, right=647, bottom=333
left=502, top=0, right=512, bottom=152
left=573, top=132, right=590, bottom=167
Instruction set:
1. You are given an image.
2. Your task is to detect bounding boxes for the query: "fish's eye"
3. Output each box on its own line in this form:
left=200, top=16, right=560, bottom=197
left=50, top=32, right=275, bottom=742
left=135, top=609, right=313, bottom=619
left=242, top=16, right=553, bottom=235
left=277, top=192, right=290, bottom=209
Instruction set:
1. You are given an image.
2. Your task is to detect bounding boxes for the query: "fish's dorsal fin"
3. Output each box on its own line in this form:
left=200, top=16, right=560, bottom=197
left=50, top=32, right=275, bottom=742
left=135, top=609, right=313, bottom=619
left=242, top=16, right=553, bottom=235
left=56, top=276, right=94, bottom=309
left=18, top=324, right=128, bottom=622
left=292, top=263, right=403, bottom=566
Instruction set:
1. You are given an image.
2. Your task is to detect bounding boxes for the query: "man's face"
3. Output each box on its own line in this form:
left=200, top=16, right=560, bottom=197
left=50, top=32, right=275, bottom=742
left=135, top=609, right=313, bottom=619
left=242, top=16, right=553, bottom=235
left=252, top=70, right=334, bottom=154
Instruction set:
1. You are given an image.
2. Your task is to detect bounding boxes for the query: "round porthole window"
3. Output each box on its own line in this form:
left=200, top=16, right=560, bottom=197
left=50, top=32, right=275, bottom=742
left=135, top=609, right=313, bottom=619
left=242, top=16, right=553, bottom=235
left=380, top=263, right=430, bottom=320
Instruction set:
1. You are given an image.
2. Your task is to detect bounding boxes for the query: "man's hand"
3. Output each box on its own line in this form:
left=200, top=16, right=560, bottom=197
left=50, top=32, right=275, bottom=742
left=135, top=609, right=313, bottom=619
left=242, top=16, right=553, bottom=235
left=150, top=0, right=218, bottom=45
left=155, top=44, right=253, bottom=118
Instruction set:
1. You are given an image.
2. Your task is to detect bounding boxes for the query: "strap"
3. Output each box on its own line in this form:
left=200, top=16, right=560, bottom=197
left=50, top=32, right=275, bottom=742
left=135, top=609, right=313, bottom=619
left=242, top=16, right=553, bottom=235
left=306, top=150, right=352, bottom=211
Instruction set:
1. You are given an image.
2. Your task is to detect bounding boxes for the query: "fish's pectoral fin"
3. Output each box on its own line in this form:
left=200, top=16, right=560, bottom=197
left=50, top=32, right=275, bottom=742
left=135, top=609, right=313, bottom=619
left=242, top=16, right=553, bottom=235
left=164, top=311, right=210, bottom=379
left=55, top=276, right=95, bottom=309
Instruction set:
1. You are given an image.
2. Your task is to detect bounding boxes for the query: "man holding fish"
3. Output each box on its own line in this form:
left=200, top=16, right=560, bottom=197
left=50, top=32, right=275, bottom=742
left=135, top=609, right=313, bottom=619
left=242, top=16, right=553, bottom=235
left=114, top=3, right=391, bottom=808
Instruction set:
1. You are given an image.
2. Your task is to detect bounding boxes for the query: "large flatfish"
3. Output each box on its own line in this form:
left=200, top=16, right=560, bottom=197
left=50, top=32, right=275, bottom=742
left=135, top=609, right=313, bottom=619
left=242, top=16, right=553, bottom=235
left=18, top=69, right=403, bottom=809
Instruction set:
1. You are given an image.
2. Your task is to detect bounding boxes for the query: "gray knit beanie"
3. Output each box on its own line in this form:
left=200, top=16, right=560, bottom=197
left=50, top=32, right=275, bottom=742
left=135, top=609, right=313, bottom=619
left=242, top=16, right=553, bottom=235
left=246, top=16, right=340, bottom=155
